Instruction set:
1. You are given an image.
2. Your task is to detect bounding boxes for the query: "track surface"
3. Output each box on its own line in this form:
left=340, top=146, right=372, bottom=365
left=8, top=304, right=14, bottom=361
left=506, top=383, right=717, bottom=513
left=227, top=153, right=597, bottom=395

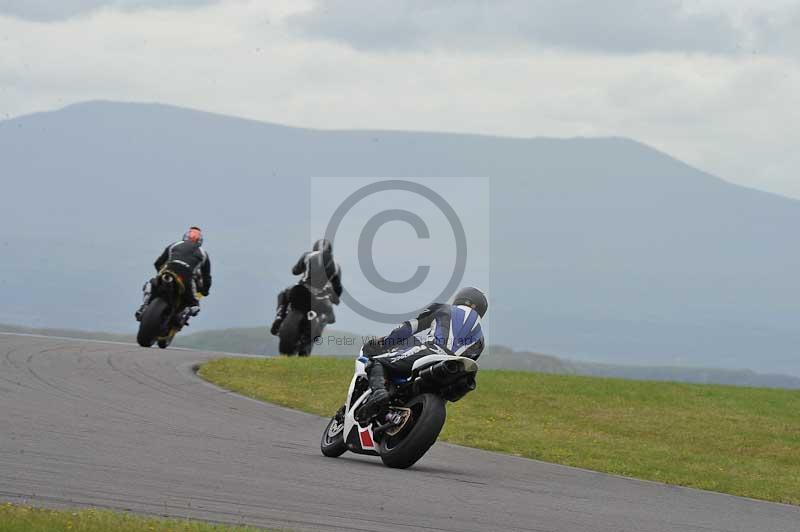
left=1, top=334, right=798, bottom=532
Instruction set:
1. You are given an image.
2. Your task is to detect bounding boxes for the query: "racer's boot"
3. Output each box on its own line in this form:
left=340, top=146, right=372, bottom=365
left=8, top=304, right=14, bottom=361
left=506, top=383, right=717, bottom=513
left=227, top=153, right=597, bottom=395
left=270, top=292, right=289, bottom=335
left=135, top=280, right=153, bottom=321
left=317, top=308, right=335, bottom=327
left=358, top=363, right=390, bottom=420
left=320, top=297, right=336, bottom=325
left=179, top=305, right=200, bottom=327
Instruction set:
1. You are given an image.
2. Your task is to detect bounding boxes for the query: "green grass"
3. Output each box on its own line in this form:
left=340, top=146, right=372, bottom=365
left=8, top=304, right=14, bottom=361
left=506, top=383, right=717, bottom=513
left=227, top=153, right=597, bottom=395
left=0, top=503, right=276, bottom=532
left=198, top=356, right=800, bottom=505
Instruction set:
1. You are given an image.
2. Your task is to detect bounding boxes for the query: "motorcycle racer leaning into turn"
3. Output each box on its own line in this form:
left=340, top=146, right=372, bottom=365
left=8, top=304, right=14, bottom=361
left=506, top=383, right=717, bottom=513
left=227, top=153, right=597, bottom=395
left=270, top=238, right=343, bottom=335
left=135, top=226, right=212, bottom=326
left=358, top=286, right=487, bottom=419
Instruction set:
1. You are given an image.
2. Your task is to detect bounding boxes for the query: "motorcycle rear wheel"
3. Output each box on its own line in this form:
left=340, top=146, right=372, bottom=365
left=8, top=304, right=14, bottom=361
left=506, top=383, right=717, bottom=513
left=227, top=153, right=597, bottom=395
left=137, top=298, right=169, bottom=347
left=278, top=310, right=304, bottom=355
left=378, top=393, right=446, bottom=469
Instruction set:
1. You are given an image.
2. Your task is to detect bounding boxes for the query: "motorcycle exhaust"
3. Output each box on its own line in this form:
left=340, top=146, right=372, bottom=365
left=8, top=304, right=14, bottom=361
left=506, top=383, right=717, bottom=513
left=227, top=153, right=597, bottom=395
left=414, top=360, right=477, bottom=400
left=440, top=375, right=477, bottom=402
left=418, top=360, right=464, bottom=383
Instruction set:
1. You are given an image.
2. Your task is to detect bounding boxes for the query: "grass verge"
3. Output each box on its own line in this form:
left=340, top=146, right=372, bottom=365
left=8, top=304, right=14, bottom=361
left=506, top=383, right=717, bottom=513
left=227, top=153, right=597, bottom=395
left=0, top=503, right=279, bottom=531
left=198, top=356, right=800, bottom=505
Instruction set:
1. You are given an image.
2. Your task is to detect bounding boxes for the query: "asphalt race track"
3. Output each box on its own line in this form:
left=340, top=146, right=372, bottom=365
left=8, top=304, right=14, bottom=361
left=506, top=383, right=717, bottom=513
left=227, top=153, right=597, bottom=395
left=1, top=333, right=798, bottom=532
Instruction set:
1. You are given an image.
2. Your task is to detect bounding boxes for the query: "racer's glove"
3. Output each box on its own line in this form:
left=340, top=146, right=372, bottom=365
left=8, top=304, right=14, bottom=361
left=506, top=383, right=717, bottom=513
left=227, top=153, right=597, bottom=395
left=362, top=336, right=386, bottom=357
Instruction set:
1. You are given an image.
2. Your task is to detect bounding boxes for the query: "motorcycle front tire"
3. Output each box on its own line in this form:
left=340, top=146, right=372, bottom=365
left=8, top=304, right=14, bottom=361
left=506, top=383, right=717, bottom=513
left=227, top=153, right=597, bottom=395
left=320, top=406, right=348, bottom=457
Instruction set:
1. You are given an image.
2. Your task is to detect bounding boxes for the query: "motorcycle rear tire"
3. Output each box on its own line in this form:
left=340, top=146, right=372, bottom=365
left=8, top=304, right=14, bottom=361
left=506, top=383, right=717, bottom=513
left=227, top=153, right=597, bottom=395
left=300, top=321, right=325, bottom=357
left=298, top=335, right=316, bottom=356
left=378, top=393, right=446, bottom=469
left=278, top=310, right=304, bottom=355
left=137, top=298, right=169, bottom=348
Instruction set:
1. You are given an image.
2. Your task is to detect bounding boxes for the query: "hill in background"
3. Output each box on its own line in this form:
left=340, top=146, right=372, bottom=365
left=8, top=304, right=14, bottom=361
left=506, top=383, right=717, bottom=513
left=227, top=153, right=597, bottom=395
left=3, top=101, right=800, bottom=375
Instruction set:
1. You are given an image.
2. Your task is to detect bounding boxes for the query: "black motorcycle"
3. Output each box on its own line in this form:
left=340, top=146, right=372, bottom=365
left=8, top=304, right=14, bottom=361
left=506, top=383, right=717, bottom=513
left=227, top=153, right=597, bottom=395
left=277, top=283, right=331, bottom=356
left=136, top=269, right=188, bottom=349
left=321, top=347, right=478, bottom=468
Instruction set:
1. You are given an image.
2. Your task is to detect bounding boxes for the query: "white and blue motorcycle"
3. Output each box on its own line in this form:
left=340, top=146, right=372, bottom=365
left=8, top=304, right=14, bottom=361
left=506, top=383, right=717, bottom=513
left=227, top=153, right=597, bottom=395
left=320, top=347, right=478, bottom=469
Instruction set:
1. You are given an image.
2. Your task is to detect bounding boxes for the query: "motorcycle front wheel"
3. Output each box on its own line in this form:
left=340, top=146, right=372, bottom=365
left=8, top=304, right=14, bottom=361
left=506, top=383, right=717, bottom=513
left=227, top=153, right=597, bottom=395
left=378, top=393, right=446, bottom=469
left=320, top=406, right=348, bottom=457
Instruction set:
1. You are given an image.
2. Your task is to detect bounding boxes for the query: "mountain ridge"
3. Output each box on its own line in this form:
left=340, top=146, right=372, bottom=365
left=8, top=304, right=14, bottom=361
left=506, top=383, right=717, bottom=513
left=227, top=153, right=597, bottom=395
left=7, top=99, right=760, bottom=194
left=3, top=100, right=800, bottom=375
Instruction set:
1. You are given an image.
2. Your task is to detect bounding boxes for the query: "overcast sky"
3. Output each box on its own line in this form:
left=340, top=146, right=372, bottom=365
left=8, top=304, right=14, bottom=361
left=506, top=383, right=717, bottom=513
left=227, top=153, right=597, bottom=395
left=1, top=0, right=798, bottom=197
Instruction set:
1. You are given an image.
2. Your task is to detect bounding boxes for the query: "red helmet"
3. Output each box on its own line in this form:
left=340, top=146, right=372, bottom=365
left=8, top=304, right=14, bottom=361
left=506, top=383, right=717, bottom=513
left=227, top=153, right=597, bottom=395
left=183, top=226, right=203, bottom=245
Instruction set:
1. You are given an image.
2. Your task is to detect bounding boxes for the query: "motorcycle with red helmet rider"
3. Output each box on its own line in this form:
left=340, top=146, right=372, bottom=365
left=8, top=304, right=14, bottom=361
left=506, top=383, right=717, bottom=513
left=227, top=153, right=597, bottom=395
left=135, top=226, right=212, bottom=348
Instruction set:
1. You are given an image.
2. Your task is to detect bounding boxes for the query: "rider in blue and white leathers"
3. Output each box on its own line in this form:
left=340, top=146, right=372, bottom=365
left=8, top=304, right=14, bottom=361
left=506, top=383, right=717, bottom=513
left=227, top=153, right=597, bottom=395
left=360, top=287, right=488, bottom=415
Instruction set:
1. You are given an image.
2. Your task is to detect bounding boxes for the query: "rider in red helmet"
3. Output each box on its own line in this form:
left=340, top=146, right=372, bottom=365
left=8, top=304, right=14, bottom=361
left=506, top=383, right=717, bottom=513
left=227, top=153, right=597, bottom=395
left=135, top=226, right=212, bottom=325
left=184, top=227, right=202, bottom=243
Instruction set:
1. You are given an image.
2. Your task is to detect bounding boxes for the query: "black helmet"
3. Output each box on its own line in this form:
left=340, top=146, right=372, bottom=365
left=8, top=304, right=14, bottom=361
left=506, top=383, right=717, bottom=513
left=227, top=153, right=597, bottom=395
left=452, top=286, right=488, bottom=317
left=313, top=238, right=333, bottom=255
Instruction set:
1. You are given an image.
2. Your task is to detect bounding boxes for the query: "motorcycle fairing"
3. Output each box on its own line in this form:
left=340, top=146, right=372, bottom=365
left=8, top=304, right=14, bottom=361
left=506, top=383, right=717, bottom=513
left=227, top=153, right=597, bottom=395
left=341, top=351, right=379, bottom=455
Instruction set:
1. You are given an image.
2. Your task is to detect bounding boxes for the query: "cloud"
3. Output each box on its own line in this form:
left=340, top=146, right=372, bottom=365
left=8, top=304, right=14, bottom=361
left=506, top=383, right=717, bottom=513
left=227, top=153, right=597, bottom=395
left=0, top=0, right=218, bottom=22
left=0, top=1, right=797, bottom=200
left=289, top=0, right=744, bottom=54
left=751, top=4, right=800, bottom=58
